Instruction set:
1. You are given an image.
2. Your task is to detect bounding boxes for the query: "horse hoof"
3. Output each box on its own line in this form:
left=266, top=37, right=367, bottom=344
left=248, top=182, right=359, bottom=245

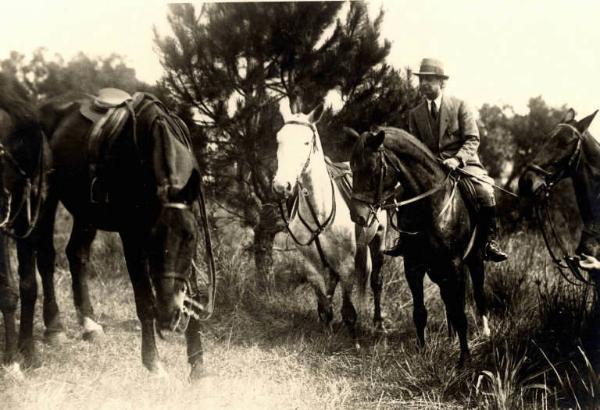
left=21, top=351, right=41, bottom=370
left=44, top=330, right=68, bottom=346
left=354, top=341, right=361, bottom=351
left=481, top=327, right=491, bottom=339
left=149, top=362, right=168, bottom=379
left=2, top=363, right=24, bottom=381
left=189, top=363, right=212, bottom=382
left=374, top=321, right=388, bottom=335
left=83, top=329, right=105, bottom=343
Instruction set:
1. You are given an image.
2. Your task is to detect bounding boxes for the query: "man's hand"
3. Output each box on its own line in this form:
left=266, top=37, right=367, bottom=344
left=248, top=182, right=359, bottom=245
left=442, top=157, right=460, bottom=170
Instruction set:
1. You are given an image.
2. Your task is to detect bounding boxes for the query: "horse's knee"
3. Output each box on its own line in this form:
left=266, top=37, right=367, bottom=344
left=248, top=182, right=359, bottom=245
left=0, top=288, right=18, bottom=312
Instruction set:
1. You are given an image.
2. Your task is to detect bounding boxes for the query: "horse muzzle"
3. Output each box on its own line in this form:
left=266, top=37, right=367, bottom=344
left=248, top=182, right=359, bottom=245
left=272, top=178, right=294, bottom=198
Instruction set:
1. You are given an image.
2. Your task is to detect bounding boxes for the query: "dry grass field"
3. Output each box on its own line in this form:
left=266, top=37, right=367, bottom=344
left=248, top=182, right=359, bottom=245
left=1, top=208, right=599, bottom=409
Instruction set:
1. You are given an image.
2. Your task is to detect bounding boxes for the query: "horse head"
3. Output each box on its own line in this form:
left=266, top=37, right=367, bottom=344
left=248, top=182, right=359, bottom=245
left=138, top=99, right=202, bottom=331
left=519, top=108, right=598, bottom=197
left=272, top=97, right=324, bottom=198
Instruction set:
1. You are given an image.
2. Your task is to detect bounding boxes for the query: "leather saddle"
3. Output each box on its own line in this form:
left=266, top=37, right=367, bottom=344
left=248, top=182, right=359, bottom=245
left=79, top=88, right=146, bottom=203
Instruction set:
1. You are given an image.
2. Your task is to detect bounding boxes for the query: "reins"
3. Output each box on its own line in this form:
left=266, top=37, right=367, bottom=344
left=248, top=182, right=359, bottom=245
left=527, top=123, right=593, bottom=285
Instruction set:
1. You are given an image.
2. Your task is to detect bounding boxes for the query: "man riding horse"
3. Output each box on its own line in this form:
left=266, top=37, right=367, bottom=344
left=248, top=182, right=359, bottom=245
left=386, top=58, right=507, bottom=262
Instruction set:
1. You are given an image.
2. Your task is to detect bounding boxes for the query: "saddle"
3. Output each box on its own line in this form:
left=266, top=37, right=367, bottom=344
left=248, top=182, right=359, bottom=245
left=79, top=88, right=146, bottom=203
left=457, top=177, right=480, bottom=214
left=325, top=157, right=353, bottom=206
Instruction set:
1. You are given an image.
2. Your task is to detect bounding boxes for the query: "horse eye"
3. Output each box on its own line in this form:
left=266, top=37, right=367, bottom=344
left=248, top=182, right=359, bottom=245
left=304, top=142, right=310, bottom=146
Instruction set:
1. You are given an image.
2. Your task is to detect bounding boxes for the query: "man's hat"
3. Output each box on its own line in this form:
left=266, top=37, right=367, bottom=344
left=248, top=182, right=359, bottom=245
left=413, top=58, right=449, bottom=79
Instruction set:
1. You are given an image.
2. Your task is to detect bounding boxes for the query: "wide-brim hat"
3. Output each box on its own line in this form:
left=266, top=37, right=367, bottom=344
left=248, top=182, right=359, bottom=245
left=413, top=58, right=449, bottom=79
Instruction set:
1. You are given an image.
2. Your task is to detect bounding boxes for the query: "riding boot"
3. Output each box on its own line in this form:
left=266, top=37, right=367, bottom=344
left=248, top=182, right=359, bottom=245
left=480, top=206, right=508, bottom=262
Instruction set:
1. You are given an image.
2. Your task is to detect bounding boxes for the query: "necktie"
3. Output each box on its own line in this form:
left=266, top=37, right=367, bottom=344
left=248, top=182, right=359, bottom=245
left=430, top=100, right=438, bottom=121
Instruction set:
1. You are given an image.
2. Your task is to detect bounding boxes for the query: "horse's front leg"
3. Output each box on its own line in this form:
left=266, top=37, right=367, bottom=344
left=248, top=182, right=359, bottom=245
left=404, top=258, right=427, bottom=348
left=0, top=233, right=19, bottom=366
left=35, top=195, right=67, bottom=344
left=368, top=226, right=386, bottom=332
left=185, top=316, right=204, bottom=381
left=120, top=232, right=162, bottom=373
left=16, top=240, right=40, bottom=368
left=438, top=266, right=470, bottom=367
left=467, top=253, right=490, bottom=338
left=66, top=220, right=103, bottom=341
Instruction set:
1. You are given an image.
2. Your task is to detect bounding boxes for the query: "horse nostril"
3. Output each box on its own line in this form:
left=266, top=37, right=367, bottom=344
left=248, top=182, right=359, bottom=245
left=285, top=182, right=292, bottom=193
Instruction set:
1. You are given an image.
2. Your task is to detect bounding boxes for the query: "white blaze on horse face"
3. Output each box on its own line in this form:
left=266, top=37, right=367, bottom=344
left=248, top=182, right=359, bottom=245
left=273, top=122, right=314, bottom=196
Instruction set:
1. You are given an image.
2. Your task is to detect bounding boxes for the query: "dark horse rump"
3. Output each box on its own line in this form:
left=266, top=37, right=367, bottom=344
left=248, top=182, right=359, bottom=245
left=17, top=90, right=210, bottom=378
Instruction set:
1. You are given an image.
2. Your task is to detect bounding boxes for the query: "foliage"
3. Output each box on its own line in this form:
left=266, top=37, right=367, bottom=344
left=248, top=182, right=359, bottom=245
left=0, top=48, right=153, bottom=101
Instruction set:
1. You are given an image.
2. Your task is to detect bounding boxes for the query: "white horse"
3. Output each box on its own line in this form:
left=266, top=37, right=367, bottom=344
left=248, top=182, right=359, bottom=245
left=272, top=98, right=387, bottom=341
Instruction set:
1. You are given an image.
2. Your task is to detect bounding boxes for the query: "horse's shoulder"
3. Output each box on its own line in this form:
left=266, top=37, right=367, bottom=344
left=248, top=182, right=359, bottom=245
left=38, top=93, right=89, bottom=135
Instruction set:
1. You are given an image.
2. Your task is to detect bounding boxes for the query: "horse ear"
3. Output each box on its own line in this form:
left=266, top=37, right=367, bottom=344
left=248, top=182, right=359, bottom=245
left=576, top=110, right=598, bottom=133
left=342, top=126, right=360, bottom=141
left=279, top=97, right=293, bottom=122
left=563, top=108, right=577, bottom=123
left=307, top=103, right=324, bottom=124
left=365, top=130, right=385, bottom=149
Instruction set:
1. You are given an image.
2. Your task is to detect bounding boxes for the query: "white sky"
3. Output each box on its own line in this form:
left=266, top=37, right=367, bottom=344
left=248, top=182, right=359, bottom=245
left=1, top=0, right=599, bottom=133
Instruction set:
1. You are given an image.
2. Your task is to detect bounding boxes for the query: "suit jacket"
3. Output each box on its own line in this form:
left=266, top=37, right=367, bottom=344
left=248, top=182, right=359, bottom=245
left=408, top=95, right=482, bottom=168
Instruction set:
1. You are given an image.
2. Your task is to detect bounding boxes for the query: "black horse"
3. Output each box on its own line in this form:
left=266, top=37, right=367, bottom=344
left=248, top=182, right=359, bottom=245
left=0, top=73, right=50, bottom=375
left=29, top=90, right=207, bottom=378
left=519, top=109, right=599, bottom=289
left=349, top=127, right=490, bottom=366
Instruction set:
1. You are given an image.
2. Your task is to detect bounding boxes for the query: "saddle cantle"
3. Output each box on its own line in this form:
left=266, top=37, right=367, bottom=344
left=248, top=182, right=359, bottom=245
left=79, top=88, right=146, bottom=203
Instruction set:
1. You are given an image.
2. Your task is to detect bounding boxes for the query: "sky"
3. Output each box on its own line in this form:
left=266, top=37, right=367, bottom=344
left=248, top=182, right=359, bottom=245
left=1, top=0, right=599, bottom=134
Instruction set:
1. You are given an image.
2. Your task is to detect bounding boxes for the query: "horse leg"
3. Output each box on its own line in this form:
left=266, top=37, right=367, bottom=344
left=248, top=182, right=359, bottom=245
left=439, top=273, right=470, bottom=367
left=318, top=268, right=338, bottom=325
left=0, top=232, right=18, bottom=367
left=16, top=240, right=40, bottom=368
left=369, top=229, right=386, bottom=332
left=340, top=280, right=359, bottom=348
left=120, top=232, right=162, bottom=373
left=35, top=196, right=67, bottom=344
left=66, top=219, right=103, bottom=341
left=405, top=260, right=427, bottom=347
left=185, top=317, right=205, bottom=381
left=468, top=254, right=490, bottom=338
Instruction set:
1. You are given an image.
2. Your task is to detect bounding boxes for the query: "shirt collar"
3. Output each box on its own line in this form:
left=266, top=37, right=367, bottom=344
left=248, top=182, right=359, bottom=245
left=426, top=94, right=443, bottom=110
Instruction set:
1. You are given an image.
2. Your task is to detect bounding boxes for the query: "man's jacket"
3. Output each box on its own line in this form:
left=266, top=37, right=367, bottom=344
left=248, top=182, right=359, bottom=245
left=408, top=95, right=483, bottom=169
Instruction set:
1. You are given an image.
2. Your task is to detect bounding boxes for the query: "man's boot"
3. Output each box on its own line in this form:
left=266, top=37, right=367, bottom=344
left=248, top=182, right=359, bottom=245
left=480, top=206, right=508, bottom=262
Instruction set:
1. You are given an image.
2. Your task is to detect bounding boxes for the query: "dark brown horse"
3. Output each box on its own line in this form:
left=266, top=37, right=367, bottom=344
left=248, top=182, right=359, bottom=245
left=519, top=109, right=600, bottom=289
left=0, top=73, right=50, bottom=377
left=30, top=91, right=207, bottom=378
left=349, top=127, right=490, bottom=366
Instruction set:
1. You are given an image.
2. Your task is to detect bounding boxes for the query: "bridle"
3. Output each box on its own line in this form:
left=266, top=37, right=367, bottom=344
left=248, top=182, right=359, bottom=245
left=0, top=130, right=47, bottom=239
left=278, top=120, right=336, bottom=247
left=526, top=123, right=583, bottom=190
left=144, top=100, right=216, bottom=328
left=526, top=123, right=592, bottom=285
left=351, top=146, right=451, bottom=228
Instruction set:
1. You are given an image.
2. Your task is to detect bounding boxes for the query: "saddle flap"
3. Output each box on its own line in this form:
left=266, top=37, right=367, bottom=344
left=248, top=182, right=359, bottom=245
left=458, top=177, right=480, bottom=214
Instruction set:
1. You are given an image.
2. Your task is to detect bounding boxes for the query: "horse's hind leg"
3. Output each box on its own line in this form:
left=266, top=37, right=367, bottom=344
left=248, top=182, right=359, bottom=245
left=405, top=259, right=427, bottom=347
left=468, top=254, right=490, bottom=337
left=66, top=219, right=103, bottom=341
left=369, top=227, right=386, bottom=332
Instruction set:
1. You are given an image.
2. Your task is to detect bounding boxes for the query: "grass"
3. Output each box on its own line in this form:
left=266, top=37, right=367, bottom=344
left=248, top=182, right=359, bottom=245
left=1, top=210, right=599, bottom=409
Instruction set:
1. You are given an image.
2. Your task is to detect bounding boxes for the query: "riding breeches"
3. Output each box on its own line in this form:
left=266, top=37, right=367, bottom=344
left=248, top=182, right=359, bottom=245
left=462, top=165, right=496, bottom=208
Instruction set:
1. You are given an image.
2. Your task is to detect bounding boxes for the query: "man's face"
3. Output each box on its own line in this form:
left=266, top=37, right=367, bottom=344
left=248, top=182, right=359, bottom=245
left=418, top=76, right=444, bottom=100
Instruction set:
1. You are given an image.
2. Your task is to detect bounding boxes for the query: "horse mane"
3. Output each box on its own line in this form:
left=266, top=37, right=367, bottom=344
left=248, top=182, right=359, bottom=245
left=377, top=126, right=445, bottom=178
left=0, top=73, right=39, bottom=130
